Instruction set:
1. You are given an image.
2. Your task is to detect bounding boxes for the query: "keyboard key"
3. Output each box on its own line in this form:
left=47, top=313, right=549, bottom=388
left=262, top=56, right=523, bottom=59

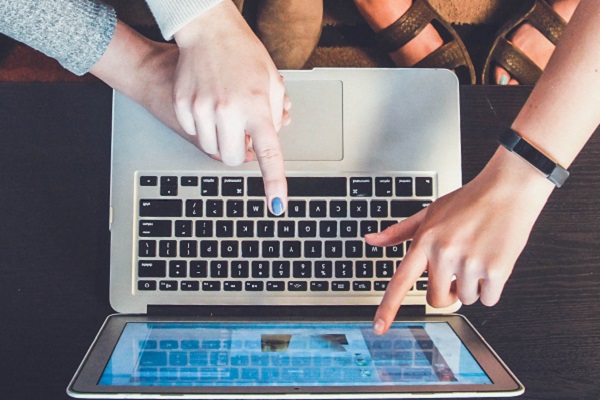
left=252, top=261, right=270, bottom=278
left=355, top=261, right=373, bottom=278
left=288, top=201, right=306, bottom=217
left=237, top=220, right=254, bottom=237
left=195, top=220, right=213, bottom=237
left=262, top=241, right=280, bottom=258
left=231, top=261, right=249, bottom=278
left=376, top=261, right=395, bottom=278
left=332, top=281, right=350, bottom=291
left=375, top=177, right=393, bottom=196
left=381, top=220, right=397, bottom=231
left=350, top=177, right=373, bottom=197
left=335, top=261, right=353, bottom=278
left=370, top=201, right=388, bottom=218
left=175, top=220, right=193, bottom=237
left=200, top=240, right=218, bottom=258
left=366, top=245, right=383, bottom=258
left=387, top=244, right=404, bottom=258
left=245, top=281, right=264, bottom=291
left=169, top=261, right=187, bottom=277
left=304, top=241, right=322, bottom=258
left=139, top=220, right=171, bottom=237
left=222, top=177, right=244, bottom=196
left=282, top=241, right=301, bottom=258
left=201, top=177, right=218, bottom=196
left=396, top=177, right=413, bottom=196
left=298, top=221, right=317, bottom=238
left=138, top=280, right=157, bottom=290
left=247, top=200, right=264, bottom=217
left=181, top=176, right=198, bottom=186
left=353, top=281, right=372, bottom=291
left=391, top=201, right=431, bottom=218
left=248, top=177, right=347, bottom=197
left=315, top=261, right=333, bottom=278
left=216, top=220, right=234, bottom=237
left=309, top=201, right=327, bottom=217
left=324, top=241, right=343, bottom=258
left=160, top=281, right=178, bottom=291
left=139, top=240, right=156, bottom=257
left=360, top=221, right=378, bottom=237
left=185, top=200, right=203, bottom=217
left=374, top=281, right=389, bottom=291
left=345, top=241, right=363, bottom=258
left=416, top=280, right=428, bottom=291
left=159, top=240, right=177, bottom=257
left=211, top=261, right=228, bottom=278
left=319, top=221, right=337, bottom=237
left=340, top=221, right=358, bottom=238
left=179, top=240, right=198, bottom=258
left=190, top=261, right=207, bottom=277
left=241, top=241, right=259, bottom=258
left=277, top=220, right=295, bottom=237
left=226, top=200, right=244, bottom=217
left=140, top=176, right=157, bottom=186
left=139, top=261, right=166, bottom=278
left=330, top=200, right=347, bottom=217
left=202, top=281, right=221, bottom=291
left=181, top=281, right=199, bottom=291
left=206, top=200, right=223, bottom=217
left=267, top=281, right=285, bottom=291
left=224, top=281, right=242, bottom=291
left=140, top=200, right=182, bottom=217
left=288, top=281, right=308, bottom=291
left=257, top=221, right=275, bottom=237
left=350, top=200, right=368, bottom=218
left=311, top=281, right=329, bottom=291
left=415, top=177, right=433, bottom=197
left=293, top=261, right=312, bottom=278
left=272, top=261, right=290, bottom=278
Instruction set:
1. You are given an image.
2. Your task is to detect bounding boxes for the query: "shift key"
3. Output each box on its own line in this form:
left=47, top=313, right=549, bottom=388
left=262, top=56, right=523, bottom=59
left=139, top=220, right=172, bottom=237
left=140, top=199, right=182, bottom=217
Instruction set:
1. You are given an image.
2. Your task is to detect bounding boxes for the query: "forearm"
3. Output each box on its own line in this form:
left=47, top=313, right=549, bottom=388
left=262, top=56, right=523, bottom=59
left=144, top=0, right=223, bottom=40
left=0, top=0, right=116, bottom=76
left=511, top=0, right=600, bottom=168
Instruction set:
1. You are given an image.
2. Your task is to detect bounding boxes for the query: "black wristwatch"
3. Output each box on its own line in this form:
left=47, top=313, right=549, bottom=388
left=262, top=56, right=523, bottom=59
left=498, top=128, right=569, bottom=188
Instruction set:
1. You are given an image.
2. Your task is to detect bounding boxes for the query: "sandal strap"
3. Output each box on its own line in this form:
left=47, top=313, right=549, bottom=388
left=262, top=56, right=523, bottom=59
left=375, top=0, right=435, bottom=53
left=528, top=0, right=567, bottom=45
left=414, top=41, right=466, bottom=70
left=493, top=37, right=543, bottom=85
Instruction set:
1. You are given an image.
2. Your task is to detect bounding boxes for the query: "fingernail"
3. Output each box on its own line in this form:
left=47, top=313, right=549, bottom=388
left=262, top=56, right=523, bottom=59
left=271, top=197, right=284, bottom=216
left=499, top=75, right=509, bottom=85
left=373, top=318, right=385, bottom=335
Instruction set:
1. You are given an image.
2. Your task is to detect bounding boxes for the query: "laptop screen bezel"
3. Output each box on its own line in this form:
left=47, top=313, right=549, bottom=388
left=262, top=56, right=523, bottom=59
left=68, top=313, right=523, bottom=398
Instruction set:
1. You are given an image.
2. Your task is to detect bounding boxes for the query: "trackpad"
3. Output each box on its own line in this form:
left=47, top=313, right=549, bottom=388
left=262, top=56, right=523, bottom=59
left=279, top=80, right=343, bottom=161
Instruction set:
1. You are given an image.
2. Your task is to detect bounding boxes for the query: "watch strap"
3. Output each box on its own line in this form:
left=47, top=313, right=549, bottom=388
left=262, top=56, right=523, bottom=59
left=498, top=129, right=569, bottom=187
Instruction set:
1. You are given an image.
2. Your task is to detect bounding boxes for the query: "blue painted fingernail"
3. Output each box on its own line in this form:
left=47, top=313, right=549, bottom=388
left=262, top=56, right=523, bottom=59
left=271, top=197, right=284, bottom=216
left=499, top=75, right=509, bottom=85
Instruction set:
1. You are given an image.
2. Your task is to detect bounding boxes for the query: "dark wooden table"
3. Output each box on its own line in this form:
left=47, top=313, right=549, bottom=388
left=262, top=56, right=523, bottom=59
left=1, top=83, right=599, bottom=400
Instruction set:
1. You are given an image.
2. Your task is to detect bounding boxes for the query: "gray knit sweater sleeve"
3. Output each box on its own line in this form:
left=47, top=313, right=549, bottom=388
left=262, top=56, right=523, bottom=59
left=0, top=0, right=116, bottom=76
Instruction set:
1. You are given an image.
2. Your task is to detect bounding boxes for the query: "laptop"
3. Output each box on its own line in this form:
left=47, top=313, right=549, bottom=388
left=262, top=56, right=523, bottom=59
left=68, top=68, right=523, bottom=398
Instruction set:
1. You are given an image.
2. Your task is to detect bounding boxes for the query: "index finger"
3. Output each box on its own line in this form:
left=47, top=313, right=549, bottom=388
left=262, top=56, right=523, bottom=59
left=246, top=116, right=288, bottom=215
left=373, top=247, right=428, bottom=335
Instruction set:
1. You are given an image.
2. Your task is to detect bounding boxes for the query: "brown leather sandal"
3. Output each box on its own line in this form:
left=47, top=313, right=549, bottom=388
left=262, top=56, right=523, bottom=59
left=374, top=0, right=475, bottom=84
left=482, top=0, right=567, bottom=85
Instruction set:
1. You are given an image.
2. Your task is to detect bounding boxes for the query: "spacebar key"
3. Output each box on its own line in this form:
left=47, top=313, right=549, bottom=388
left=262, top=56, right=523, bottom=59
left=248, top=177, right=347, bottom=197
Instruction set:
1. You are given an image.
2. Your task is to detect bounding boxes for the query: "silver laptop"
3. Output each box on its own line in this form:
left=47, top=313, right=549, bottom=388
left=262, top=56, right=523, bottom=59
left=68, top=68, right=523, bottom=398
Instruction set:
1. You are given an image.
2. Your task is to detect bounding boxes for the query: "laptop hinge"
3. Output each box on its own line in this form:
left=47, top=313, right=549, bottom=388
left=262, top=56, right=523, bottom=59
left=147, top=305, right=426, bottom=319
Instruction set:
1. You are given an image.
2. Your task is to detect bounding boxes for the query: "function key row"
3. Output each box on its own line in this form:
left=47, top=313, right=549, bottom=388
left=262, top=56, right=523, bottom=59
left=137, top=279, right=405, bottom=292
left=139, top=176, right=434, bottom=198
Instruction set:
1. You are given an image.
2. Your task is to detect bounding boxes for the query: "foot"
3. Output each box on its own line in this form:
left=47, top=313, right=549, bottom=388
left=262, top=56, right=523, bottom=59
left=256, top=0, right=323, bottom=69
left=354, top=0, right=444, bottom=67
left=494, top=0, right=580, bottom=85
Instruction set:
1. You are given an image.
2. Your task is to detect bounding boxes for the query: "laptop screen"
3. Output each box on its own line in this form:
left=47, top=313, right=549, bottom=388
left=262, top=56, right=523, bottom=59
left=99, top=321, right=491, bottom=387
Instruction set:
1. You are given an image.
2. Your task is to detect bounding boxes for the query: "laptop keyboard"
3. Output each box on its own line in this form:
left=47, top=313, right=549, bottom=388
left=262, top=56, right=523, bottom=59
left=135, top=173, right=434, bottom=296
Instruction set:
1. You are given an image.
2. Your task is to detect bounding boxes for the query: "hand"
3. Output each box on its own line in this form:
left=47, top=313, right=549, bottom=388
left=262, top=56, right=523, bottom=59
left=172, top=1, right=289, bottom=214
left=366, top=148, right=555, bottom=334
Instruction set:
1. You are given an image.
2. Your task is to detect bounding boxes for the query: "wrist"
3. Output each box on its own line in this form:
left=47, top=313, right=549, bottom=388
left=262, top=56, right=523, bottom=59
left=173, top=1, right=236, bottom=48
